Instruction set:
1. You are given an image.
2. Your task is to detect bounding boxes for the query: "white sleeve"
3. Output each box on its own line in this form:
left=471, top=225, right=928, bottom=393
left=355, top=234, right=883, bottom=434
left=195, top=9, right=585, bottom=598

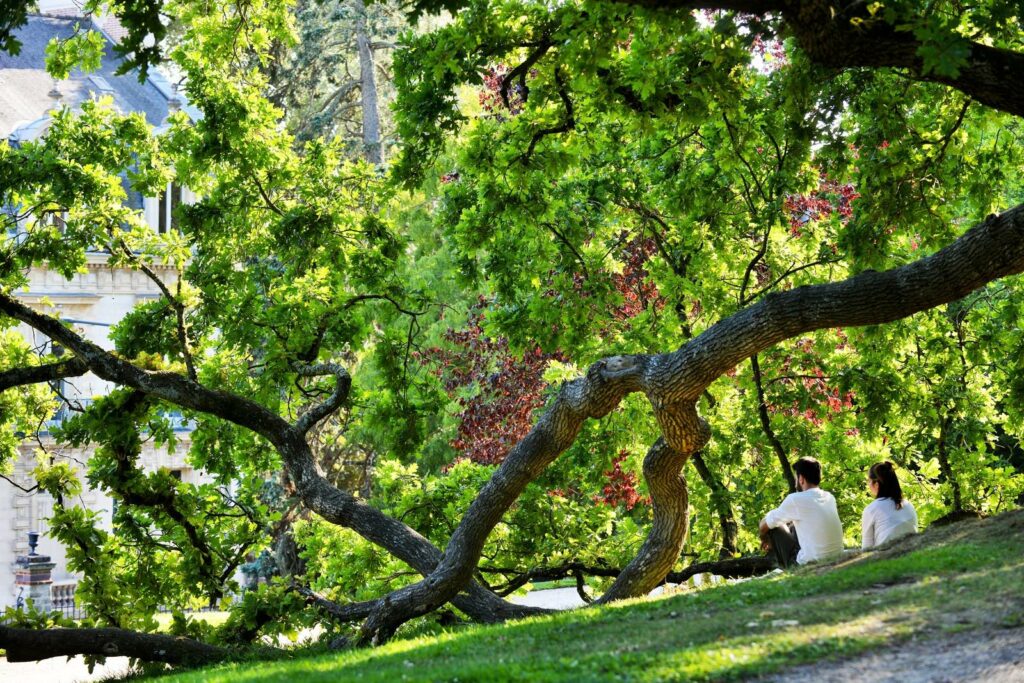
left=764, top=494, right=800, bottom=529
left=862, top=505, right=875, bottom=550
left=909, top=501, right=918, bottom=532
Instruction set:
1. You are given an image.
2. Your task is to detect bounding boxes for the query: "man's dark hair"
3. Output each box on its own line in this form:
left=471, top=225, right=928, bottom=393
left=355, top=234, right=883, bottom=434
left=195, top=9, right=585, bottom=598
left=869, top=461, right=904, bottom=509
left=792, top=457, right=822, bottom=486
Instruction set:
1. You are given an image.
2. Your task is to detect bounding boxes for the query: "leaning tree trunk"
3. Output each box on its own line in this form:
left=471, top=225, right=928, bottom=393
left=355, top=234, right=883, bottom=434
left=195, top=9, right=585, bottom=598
left=356, top=355, right=648, bottom=644
left=597, top=433, right=693, bottom=601
left=356, top=204, right=1024, bottom=644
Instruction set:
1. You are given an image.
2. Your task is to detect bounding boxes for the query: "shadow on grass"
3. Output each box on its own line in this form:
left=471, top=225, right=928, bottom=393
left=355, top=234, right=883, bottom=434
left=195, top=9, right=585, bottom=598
left=159, top=512, right=1024, bottom=683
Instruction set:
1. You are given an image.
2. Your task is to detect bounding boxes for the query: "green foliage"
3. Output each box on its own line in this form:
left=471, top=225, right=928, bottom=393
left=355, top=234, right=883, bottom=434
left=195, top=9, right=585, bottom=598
left=44, top=27, right=105, bottom=79
left=0, top=332, right=58, bottom=469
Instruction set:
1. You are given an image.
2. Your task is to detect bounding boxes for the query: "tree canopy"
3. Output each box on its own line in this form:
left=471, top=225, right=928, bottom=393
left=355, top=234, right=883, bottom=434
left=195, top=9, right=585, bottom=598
left=2, top=0, right=1024, bottom=666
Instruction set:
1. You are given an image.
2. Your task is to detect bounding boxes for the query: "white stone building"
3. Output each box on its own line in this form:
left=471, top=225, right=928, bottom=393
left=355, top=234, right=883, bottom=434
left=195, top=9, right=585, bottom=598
left=1, top=8, right=200, bottom=610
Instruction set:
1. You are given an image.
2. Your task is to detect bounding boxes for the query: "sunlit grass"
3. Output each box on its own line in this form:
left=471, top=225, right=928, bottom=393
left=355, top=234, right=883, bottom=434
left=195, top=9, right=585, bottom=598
left=156, top=510, right=1024, bottom=682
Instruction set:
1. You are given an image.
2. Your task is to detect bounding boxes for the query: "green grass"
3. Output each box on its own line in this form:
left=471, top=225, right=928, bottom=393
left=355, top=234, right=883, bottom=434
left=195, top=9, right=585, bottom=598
left=159, top=509, right=1024, bottom=682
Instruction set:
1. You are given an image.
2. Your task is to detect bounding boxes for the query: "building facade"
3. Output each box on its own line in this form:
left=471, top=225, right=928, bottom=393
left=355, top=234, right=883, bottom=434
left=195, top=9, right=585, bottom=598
left=1, top=9, right=199, bottom=609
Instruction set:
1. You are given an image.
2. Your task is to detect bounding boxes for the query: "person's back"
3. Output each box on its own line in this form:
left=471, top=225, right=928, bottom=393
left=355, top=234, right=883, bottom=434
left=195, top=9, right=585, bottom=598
left=862, top=461, right=917, bottom=550
left=862, top=497, right=917, bottom=549
left=765, top=487, right=845, bottom=564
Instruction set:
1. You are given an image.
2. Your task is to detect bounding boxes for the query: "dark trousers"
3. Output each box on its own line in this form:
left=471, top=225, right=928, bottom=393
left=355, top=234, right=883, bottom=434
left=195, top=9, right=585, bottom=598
left=767, top=523, right=800, bottom=569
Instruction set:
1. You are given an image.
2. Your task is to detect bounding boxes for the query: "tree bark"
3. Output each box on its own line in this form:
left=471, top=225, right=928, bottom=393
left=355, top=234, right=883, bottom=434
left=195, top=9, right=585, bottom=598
left=356, top=203, right=1024, bottom=643
left=0, top=625, right=227, bottom=666
left=0, top=358, right=87, bottom=392
left=354, top=0, right=382, bottom=164
left=597, top=434, right=694, bottom=602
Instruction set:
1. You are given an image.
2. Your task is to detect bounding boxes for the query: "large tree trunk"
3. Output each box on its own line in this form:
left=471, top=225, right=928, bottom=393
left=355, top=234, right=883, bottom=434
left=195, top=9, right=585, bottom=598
left=356, top=204, right=1024, bottom=644
left=4, top=202, right=1024, bottom=649
left=597, top=432, right=696, bottom=602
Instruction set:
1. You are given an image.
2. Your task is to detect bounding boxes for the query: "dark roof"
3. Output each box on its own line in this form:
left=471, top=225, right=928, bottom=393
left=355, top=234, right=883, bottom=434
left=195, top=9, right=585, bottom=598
left=0, top=14, right=170, bottom=137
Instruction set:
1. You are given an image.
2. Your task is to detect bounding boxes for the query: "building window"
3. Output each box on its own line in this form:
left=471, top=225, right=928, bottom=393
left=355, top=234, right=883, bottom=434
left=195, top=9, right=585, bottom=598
left=158, top=183, right=182, bottom=234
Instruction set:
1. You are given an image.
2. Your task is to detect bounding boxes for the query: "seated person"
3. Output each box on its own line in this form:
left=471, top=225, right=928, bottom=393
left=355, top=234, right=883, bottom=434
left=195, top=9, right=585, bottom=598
left=759, top=457, right=844, bottom=568
left=862, top=460, right=917, bottom=549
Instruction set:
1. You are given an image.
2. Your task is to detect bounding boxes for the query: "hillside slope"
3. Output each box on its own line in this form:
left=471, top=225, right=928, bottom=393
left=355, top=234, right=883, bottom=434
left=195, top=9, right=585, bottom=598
left=161, top=509, right=1024, bottom=682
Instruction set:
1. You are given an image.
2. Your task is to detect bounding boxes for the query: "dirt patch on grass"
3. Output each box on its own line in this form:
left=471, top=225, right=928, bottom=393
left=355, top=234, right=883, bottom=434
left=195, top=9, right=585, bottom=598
left=759, top=625, right=1024, bottom=683
left=755, top=510, right=1024, bottom=683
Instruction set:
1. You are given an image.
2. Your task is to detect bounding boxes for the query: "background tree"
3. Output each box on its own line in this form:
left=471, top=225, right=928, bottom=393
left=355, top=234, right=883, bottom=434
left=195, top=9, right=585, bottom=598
left=268, top=0, right=406, bottom=159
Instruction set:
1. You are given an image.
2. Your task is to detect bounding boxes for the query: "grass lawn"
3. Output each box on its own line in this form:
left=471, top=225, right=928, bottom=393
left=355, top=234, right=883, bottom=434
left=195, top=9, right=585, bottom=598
left=157, top=509, right=1024, bottom=682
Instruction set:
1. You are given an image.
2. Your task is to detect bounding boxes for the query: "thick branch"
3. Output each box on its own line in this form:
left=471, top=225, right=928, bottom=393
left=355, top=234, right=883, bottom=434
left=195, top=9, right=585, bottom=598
left=500, top=40, right=551, bottom=110
left=0, top=625, right=228, bottom=666
left=0, top=292, right=543, bottom=627
left=0, top=358, right=87, bottom=392
left=782, top=6, right=1024, bottom=121
left=480, top=562, right=621, bottom=597
left=609, top=1, right=1024, bottom=119
left=665, top=554, right=775, bottom=583
left=293, top=585, right=377, bottom=623
left=658, top=205, right=1024, bottom=402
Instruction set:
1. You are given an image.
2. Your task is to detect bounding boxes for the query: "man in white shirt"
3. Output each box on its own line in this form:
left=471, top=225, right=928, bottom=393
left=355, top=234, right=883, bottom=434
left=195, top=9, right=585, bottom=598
left=758, top=457, right=845, bottom=568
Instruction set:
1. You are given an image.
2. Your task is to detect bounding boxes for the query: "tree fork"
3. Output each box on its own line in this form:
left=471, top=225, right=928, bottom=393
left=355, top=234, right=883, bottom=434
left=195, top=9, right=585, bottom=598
left=356, top=355, right=650, bottom=645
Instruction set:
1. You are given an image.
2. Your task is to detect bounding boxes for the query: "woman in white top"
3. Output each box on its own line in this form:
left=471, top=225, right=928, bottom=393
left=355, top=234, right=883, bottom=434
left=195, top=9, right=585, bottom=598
left=862, top=461, right=918, bottom=550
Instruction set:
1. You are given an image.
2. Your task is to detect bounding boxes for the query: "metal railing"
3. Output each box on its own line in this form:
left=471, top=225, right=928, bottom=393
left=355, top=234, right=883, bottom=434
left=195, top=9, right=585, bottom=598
left=2, top=582, right=224, bottom=624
